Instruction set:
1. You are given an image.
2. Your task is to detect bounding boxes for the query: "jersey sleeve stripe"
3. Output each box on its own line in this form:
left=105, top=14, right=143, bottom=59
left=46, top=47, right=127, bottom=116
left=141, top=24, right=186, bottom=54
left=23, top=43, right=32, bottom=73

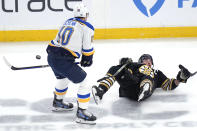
left=82, top=48, right=94, bottom=52
left=82, top=48, right=95, bottom=56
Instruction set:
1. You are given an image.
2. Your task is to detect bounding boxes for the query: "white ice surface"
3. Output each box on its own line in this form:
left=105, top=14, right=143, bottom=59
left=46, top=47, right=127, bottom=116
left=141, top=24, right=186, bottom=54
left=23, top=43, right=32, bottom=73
left=0, top=38, right=197, bottom=131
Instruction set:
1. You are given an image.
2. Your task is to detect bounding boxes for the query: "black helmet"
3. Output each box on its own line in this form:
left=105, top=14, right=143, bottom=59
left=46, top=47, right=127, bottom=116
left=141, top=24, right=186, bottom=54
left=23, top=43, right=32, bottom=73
left=138, top=54, right=154, bottom=65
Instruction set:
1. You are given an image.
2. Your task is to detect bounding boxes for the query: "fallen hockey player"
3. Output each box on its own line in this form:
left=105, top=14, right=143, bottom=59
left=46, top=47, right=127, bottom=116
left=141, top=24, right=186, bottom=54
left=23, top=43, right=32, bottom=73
left=92, top=54, right=195, bottom=104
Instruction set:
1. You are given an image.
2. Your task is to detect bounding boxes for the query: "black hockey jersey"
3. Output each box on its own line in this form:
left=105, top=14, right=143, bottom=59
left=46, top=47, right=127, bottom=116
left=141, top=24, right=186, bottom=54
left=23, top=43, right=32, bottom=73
left=105, top=63, right=177, bottom=101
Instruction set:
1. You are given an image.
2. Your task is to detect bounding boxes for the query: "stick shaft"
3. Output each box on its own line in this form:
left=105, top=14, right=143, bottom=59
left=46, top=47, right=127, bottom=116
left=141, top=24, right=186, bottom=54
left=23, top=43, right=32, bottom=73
left=3, top=56, right=49, bottom=70
left=97, top=62, right=129, bottom=82
left=11, top=65, right=50, bottom=70
left=3, top=56, right=80, bottom=71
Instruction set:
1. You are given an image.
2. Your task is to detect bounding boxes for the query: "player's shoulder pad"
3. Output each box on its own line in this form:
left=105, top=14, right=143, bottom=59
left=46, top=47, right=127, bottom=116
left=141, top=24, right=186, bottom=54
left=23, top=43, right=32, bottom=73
left=139, top=64, right=154, bottom=78
left=73, top=18, right=94, bottom=31
left=139, top=64, right=152, bottom=70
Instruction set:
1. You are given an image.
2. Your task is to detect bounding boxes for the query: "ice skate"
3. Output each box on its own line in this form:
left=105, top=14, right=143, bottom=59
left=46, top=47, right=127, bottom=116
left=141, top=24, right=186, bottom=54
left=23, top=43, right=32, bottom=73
left=52, top=99, right=74, bottom=111
left=75, top=107, right=97, bottom=125
left=52, top=93, right=74, bottom=111
left=138, top=83, right=151, bottom=102
left=92, top=85, right=104, bottom=105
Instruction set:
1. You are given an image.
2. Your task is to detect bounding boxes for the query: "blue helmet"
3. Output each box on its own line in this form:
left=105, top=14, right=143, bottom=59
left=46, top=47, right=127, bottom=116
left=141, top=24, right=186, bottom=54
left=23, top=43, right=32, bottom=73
left=138, top=54, right=154, bottom=65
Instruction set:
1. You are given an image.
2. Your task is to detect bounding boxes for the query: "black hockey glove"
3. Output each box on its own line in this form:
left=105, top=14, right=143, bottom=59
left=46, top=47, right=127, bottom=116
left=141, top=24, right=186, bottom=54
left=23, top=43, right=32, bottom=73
left=176, top=64, right=191, bottom=83
left=80, top=55, right=93, bottom=67
left=119, top=57, right=133, bottom=66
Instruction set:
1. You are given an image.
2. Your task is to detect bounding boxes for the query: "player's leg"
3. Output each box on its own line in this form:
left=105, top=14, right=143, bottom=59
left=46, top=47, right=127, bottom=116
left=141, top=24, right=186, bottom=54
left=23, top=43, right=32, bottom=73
left=92, top=66, right=117, bottom=104
left=75, top=77, right=96, bottom=124
left=47, top=53, right=76, bottom=111
left=65, top=64, right=96, bottom=124
left=52, top=78, right=74, bottom=111
left=138, top=77, right=153, bottom=102
left=48, top=53, right=96, bottom=124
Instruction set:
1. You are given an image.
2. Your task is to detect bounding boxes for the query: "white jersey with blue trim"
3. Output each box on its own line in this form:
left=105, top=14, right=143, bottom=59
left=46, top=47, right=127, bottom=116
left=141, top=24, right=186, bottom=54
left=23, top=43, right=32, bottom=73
left=50, top=17, right=95, bottom=58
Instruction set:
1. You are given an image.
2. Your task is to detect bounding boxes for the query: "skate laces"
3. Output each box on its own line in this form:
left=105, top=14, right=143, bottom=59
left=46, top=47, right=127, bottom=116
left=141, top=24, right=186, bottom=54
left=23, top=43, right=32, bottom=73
left=54, top=100, right=71, bottom=108
left=78, top=109, right=92, bottom=117
left=83, top=110, right=93, bottom=117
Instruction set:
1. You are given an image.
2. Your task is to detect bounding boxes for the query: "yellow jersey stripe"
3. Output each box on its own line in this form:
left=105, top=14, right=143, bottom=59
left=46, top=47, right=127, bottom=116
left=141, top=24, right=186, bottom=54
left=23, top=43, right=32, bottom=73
left=48, top=43, right=79, bottom=58
left=82, top=50, right=95, bottom=56
left=100, top=82, right=110, bottom=89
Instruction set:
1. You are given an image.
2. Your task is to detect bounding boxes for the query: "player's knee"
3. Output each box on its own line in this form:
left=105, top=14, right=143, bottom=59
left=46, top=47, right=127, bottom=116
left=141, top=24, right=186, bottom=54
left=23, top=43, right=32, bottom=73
left=78, top=77, right=88, bottom=87
left=108, top=66, right=119, bottom=74
left=78, top=77, right=91, bottom=94
left=140, top=78, right=153, bottom=92
left=72, top=72, right=87, bottom=84
left=56, top=78, right=70, bottom=88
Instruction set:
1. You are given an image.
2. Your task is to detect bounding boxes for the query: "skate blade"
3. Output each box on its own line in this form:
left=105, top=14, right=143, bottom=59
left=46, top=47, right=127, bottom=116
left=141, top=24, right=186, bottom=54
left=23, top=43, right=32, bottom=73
left=75, top=118, right=96, bottom=125
left=92, top=87, right=101, bottom=105
left=52, top=107, right=74, bottom=112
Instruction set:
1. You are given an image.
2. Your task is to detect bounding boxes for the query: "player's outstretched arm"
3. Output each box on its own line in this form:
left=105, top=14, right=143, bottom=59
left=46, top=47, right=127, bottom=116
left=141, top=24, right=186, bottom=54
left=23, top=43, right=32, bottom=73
left=173, top=64, right=197, bottom=87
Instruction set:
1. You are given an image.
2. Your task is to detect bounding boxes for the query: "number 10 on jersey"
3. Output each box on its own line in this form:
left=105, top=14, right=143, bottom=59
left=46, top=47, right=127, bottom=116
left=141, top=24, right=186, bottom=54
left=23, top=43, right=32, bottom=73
left=58, top=26, right=74, bottom=46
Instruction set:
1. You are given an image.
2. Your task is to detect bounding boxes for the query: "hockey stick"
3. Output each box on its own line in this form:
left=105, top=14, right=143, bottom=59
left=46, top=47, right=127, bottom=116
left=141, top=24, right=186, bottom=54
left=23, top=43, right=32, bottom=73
left=3, top=56, right=80, bottom=70
left=3, top=56, right=80, bottom=71
left=97, top=60, right=132, bottom=82
left=3, top=56, right=50, bottom=70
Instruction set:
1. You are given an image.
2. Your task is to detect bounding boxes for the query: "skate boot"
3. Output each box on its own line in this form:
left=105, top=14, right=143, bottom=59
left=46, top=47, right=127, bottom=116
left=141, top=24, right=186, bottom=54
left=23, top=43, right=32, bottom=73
left=52, top=94, right=74, bottom=111
left=138, top=83, right=151, bottom=102
left=75, top=107, right=97, bottom=125
left=92, top=85, right=105, bottom=105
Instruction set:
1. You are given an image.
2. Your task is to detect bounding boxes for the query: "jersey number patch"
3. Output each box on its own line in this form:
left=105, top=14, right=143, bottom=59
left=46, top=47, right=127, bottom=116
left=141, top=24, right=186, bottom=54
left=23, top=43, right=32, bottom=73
left=58, top=26, right=74, bottom=46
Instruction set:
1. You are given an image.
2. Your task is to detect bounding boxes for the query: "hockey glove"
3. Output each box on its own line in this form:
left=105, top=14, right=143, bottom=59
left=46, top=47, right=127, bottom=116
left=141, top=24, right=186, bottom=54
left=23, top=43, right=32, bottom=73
left=80, top=55, right=93, bottom=67
left=176, top=64, right=191, bottom=83
left=119, top=57, right=133, bottom=66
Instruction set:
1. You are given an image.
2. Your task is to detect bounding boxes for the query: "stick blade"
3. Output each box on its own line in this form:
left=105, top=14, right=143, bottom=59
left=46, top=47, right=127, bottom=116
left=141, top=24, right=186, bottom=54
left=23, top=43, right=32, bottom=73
left=3, top=56, right=13, bottom=69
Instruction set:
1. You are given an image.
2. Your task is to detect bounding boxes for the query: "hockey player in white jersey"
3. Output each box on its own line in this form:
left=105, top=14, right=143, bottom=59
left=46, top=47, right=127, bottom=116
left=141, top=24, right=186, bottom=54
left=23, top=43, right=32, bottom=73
left=46, top=3, right=96, bottom=124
